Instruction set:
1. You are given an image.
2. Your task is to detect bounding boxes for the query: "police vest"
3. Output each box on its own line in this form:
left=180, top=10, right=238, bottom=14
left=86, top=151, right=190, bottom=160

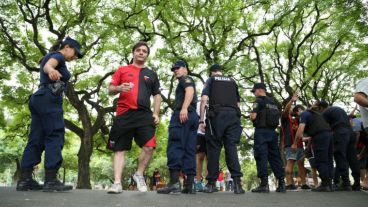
left=304, top=110, right=331, bottom=136
left=209, top=76, right=238, bottom=108
left=254, top=96, right=280, bottom=128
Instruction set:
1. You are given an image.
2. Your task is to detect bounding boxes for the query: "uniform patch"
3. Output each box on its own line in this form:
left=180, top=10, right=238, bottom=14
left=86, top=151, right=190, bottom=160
left=144, top=75, right=150, bottom=81
left=252, top=102, right=258, bottom=109
left=185, top=78, right=192, bottom=83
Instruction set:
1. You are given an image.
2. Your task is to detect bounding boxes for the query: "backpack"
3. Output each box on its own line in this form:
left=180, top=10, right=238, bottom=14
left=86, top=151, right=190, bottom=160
left=264, top=97, right=281, bottom=128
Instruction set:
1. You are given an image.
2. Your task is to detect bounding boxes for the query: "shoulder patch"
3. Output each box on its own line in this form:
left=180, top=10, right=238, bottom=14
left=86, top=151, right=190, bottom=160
left=253, top=102, right=258, bottom=109
left=185, top=78, right=192, bottom=84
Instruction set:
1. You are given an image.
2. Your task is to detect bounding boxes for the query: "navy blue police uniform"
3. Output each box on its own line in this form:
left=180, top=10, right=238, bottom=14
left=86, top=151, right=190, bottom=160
left=201, top=74, right=245, bottom=194
left=322, top=106, right=360, bottom=189
left=21, top=52, right=70, bottom=171
left=17, top=37, right=83, bottom=192
left=167, top=76, right=199, bottom=177
left=300, top=110, right=334, bottom=191
left=252, top=96, right=285, bottom=183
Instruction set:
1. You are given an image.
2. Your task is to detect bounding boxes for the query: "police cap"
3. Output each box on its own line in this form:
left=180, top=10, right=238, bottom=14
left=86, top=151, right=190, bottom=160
left=209, top=64, right=221, bottom=72
left=62, top=37, right=83, bottom=59
left=171, top=60, right=187, bottom=71
left=251, top=82, right=266, bottom=93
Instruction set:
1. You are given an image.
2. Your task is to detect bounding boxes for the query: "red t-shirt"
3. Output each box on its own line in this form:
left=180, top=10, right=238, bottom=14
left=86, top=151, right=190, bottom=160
left=110, top=64, right=160, bottom=116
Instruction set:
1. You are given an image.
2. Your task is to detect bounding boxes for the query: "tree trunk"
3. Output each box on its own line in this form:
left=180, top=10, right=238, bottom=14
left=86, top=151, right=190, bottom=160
left=63, top=167, right=66, bottom=184
left=77, top=133, right=93, bottom=189
left=13, top=158, right=21, bottom=184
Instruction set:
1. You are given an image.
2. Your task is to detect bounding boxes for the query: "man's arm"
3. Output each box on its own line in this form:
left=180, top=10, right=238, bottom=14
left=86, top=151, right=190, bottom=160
left=250, top=99, right=260, bottom=121
left=354, top=92, right=368, bottom=107
left=199, top=95, right=208, bottom=132
left=292, top=123, right=305, bottom=151
left=108, top=83, right=131, bottom=96
left=180, top=86, right=194, bottom=123
left=200, top=95, right=208, bottom=123
left=283, top=93, right=298, bottom=117
left=152, top=94, right=161, bottom=124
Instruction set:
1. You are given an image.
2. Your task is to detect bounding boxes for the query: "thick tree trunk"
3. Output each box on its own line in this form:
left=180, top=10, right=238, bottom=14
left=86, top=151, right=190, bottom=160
left=13, top=158, right=21, bottom=184
left=77, top=134, right=92, bottom=189
left=65, top=84, right=94, bottom=189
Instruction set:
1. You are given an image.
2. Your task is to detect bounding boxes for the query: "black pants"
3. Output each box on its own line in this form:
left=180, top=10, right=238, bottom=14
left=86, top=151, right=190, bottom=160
left=333, top=128, right=350, bottom=184
left=347, top=132, right=360, bottom=183
left=313, top=131, right=333, bottom=180
left=205, top=109, right=243, bottom=182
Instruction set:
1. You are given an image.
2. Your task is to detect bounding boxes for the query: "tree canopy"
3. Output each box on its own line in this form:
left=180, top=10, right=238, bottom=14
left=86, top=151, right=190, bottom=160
left=0, top=0, right=367, bottom=189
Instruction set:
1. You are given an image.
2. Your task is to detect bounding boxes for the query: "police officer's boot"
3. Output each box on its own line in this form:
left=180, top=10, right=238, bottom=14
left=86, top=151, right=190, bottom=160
left=233, top=177, right=245, bottom=194
left=312, top=178, right=332, bottom=192
left=251, top=177, right=269, bottom=193
left=336, top=176, right=352, bottom=191
left=43, top=169, right=73, bottom=192
left=352, top=177, right=361, bottom=191
left=16, top=168, right=43, bottom=191
left=203, top=181, right=218, bottom=193
left=276, top=177, right=286, bottom=193
left=157, top=170, right=181, bottom=194
left=182, top=175, right=196, bottom=194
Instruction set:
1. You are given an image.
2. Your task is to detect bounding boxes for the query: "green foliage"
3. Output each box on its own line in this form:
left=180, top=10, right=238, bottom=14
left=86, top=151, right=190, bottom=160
left=0, top=0, right=367, bottom=187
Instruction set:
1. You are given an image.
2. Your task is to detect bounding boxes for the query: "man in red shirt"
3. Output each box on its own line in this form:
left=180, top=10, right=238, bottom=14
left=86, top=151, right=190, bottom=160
left=281, top=93, right=309, bottom=190
left=107, top=42, right=161, bottom=194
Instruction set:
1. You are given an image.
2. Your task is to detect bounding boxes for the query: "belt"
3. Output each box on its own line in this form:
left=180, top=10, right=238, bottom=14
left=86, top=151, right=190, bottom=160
left=38, top=82, right=65, bottom=96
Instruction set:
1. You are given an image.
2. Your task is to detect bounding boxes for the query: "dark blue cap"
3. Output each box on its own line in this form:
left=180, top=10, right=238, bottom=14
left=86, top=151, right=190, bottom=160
left=251, top=82, right=266, bottom=92
left=318, top=99, right=329, bottom=108
left=62, top=37, right=83, bottom=59
left=210, top=64, right=221, bottom=72
left=171, top=60, right=187, bottom=71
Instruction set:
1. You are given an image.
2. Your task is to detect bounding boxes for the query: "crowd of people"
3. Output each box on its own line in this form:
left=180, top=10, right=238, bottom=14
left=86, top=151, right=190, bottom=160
left=15, top=40, right=368, bottom=195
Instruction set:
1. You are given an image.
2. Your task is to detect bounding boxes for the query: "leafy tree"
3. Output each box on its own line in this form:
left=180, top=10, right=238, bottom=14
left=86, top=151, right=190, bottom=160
left=0, top=0, right=367, bottom=189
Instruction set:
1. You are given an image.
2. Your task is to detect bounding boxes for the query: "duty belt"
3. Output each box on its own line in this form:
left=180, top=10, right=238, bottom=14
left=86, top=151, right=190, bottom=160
left=38, top=81, right=66, bottom=96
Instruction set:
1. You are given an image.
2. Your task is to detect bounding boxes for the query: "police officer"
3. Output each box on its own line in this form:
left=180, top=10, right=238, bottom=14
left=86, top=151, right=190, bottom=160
left=250, top=83, right=285, bottom=193
left=16, top=37, right=83, bottom=192
left=295, top=103, right=334, bottom=192
left=199, top=64, right=245, bottom=194
left=317, top=101, right=360, bottom=191
left=158, top=60, right=198, bottom=194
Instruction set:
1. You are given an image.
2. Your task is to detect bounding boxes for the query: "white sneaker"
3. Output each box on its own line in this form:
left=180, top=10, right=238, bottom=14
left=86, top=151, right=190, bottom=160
left=133, top=173, right=148, bottom=192
left=107, top=183, right=122, bottom=194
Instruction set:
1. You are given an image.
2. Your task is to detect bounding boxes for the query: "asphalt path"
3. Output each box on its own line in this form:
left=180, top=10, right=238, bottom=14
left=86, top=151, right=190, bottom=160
left=1, top=187, right=367, bottom=207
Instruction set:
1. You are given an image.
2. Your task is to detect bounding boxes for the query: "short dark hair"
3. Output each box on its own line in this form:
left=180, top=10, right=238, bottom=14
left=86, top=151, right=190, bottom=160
left=132, top=41, right=150, bottom=55
left=292, top=104, right=305, bottom=114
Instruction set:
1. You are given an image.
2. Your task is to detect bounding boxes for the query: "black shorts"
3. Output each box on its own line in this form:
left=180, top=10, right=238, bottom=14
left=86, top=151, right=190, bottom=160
left=196, top=134, right=207, bottom=154
left=108, top=110, right=156, bottom=151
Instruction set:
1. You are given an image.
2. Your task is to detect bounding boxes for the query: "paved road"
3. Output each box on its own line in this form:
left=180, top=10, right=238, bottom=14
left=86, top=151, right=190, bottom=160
left=1, top=187, right=367, bottom=207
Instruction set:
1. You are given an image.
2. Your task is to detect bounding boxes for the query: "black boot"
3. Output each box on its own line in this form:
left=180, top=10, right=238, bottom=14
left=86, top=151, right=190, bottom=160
left=157, top=182, right=181, bottom=194
left=352, top=180, right=361, bottom=191
left=203, top=181, right=218, bottom=193
left=251, top=177, right=269, bottom=193
left=43, top=169, right=73, bottom=192
left=182, top=175, right=196, bottom=194
left=157, top=170, right=181, bottom=194
left=276, top=178, right=286, bottom=193
left=351, top=176, right=361, bottom=191
left=233, top=177, right=245, bottom=194
left=312, top=179, right=332, bottom=192
left=16, top=168, right=43, bottom=191
left=335, top=176, right=352, bottom=191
